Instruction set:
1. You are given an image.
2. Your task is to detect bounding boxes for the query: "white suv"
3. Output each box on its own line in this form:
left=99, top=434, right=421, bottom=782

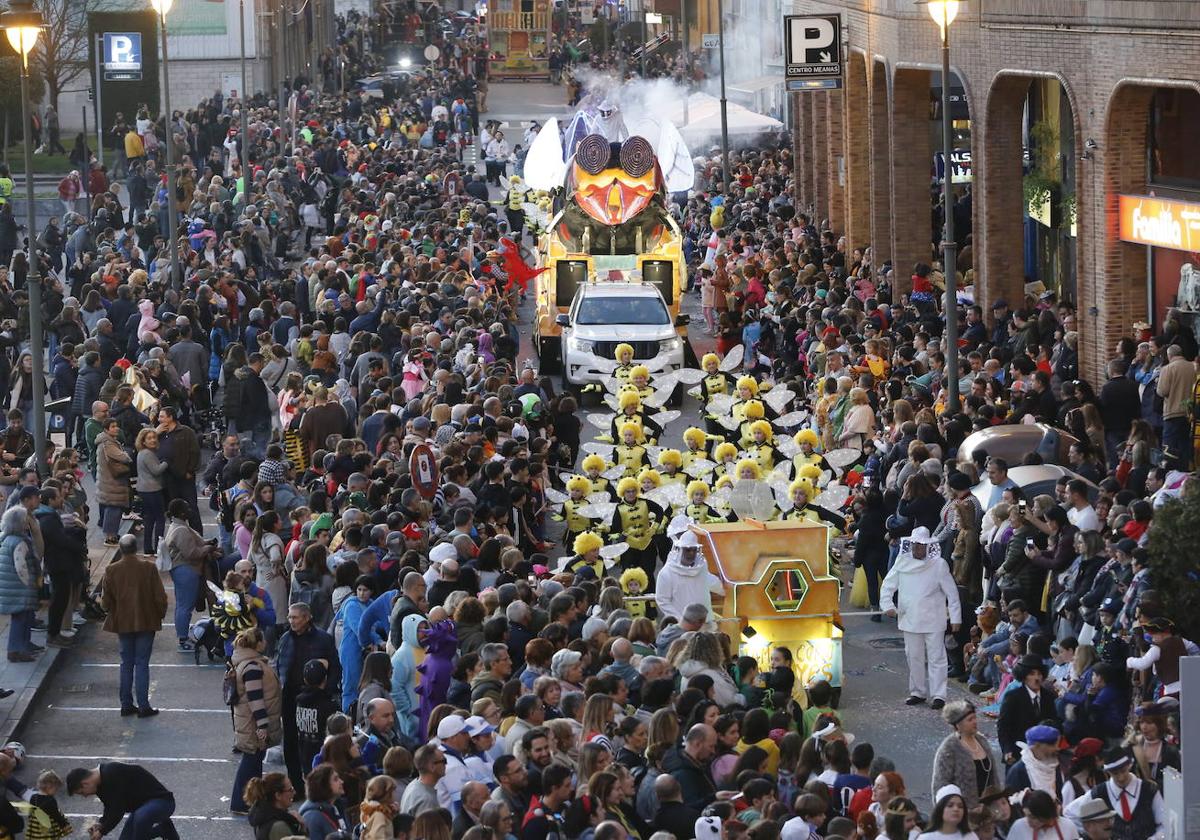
left=555, top=282, right=686, bottom=392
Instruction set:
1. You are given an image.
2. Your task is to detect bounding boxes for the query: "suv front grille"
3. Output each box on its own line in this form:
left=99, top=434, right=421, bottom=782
left=593, top=340, right=659, bottom=360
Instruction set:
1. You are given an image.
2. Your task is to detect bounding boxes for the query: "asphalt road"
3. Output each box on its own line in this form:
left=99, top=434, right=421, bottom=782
left=12, top=82, right=992, bottom=840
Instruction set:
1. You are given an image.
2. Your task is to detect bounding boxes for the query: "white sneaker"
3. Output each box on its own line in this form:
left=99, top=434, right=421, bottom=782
left=59, top=629, right=77, bottom=639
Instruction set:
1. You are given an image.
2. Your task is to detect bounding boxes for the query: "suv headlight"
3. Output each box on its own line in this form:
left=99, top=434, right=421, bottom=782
left=660, top=336, right=682, bottom=354
left=568, top=336, right=594, bottom=354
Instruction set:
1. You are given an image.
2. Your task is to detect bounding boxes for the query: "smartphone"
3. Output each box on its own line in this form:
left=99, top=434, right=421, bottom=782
left=1018, top=500, right=1027, bottom=515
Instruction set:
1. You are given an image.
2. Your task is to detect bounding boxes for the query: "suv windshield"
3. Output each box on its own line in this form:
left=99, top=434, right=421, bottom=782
left=576, top=296, right=670, bottom=326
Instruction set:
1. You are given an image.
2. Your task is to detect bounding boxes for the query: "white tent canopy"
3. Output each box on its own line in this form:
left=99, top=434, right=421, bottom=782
left=663, top=92, right=784, bottom=142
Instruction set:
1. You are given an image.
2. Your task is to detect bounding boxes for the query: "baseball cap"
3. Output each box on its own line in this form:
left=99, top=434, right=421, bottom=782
left=436, top=715, right=468, bottom=740
left=464, top=715, right=495, bottom=737
left=1023, top=724, right=1060, bottom=745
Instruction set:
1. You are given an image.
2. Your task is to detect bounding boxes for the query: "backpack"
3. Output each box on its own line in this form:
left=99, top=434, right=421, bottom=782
left=222, top=659, right=240, bottom=707
left=290, top=574, right=320, bottom=612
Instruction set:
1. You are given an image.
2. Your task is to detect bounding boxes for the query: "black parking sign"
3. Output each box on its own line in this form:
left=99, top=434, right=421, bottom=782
left=784, top=14, right=842, bottom=80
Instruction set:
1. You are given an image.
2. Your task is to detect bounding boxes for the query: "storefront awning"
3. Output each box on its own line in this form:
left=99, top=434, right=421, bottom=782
left=729, top=75, right=783, bottom=95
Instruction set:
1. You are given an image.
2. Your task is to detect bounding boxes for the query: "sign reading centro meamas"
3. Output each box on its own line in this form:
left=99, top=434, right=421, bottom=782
left=784, top=14, right=842, bottom=80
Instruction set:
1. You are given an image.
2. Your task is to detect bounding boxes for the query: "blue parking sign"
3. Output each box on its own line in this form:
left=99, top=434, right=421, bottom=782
left=103, top=32, right=142, bottom=81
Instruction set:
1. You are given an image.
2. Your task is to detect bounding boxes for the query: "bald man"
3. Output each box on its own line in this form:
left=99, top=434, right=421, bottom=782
left=663, top=724, right=717, bottom=811
left=601, top=638, right=643, bottom=696
left=652, top=774, right=699, bottom=839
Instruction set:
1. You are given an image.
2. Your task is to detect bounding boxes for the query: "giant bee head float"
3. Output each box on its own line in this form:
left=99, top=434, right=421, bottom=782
left=568, top=134, right=663, bottom=227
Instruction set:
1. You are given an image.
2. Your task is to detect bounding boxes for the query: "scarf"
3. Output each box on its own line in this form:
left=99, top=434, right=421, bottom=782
left=1020, top=744, right=1059, bottom=795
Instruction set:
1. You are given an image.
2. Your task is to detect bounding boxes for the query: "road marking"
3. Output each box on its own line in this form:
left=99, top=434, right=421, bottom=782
left=45, top=705, right=227, bottom=714
left=29, top=754, right=232, bottom=764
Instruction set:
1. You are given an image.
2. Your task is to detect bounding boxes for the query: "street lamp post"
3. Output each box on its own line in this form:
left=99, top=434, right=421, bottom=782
left=150, top=0, right=182, bottom=289
left=716, top=0, right=730, bottom=196
left=239, top=0, right=251, bottom=208
left=2, top=2, right=46, bottom=475
left=925, top=0, right=961, bottom=414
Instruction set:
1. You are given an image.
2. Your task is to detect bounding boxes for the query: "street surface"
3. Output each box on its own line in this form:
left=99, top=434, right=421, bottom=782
left=14, top=81, right=992, bottom=838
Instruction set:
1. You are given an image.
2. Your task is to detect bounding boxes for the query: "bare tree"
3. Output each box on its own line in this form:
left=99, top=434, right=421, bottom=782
left=32, top=0, right=90, bottom=112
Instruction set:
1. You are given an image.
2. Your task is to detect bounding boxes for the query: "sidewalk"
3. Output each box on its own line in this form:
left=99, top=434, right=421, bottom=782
left=0, top=540, right=116, bottom=744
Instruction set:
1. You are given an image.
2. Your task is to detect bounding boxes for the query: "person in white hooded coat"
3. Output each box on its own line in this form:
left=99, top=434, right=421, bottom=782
left=655, top=529, right=724, bottom=623
left=878, top=526, right=961, bottom=709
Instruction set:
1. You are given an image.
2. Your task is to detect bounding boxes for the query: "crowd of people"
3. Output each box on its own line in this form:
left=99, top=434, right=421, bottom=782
left=0, top=3, right=1187, bottom=840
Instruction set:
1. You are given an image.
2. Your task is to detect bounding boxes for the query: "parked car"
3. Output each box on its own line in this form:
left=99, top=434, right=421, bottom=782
left=958, top=423, right=1080, bottom=468
left=970, top=464, right=1099, bottom=510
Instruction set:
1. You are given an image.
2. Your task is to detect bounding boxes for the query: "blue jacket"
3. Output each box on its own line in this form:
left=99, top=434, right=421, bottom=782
left=983, top=614, right=1041, bottom=658
left=0, top=531, right=36, bottom=615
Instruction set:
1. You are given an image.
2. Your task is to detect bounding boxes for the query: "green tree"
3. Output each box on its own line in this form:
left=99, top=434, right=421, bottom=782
left=1146, top=481, right=1200, bottom=641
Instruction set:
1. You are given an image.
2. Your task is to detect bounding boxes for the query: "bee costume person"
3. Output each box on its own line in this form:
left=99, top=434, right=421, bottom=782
left=780, top=478, right=847, bottom=531
left=581, top=453, right=616, bottom=499
left=610, top=390, right=663, bottom=444
left=712, top=442, right=740, bottom=479
left=608, top=476, right=666, bottom=587
left=555, top=475, right=597, bottom=546
left=564, top=531, right=607, bottom=579
left=684, top=480, right=731, bottom=524
left=699, top=353, right=737, bottom=401
left=656, top=449, right=687, bottom=486
left=614, top=422, right=650, bottom=476
left=745, top=420, right=779, bottom=472
left=681, top=427, right=711, bottom=470
left=736, top=400, right=768, bottom=448
left=619, top=567, right=656, bottom=619
left=613, top=343, right=636, bottom=385
left=792, top=429, right=832, bottom=475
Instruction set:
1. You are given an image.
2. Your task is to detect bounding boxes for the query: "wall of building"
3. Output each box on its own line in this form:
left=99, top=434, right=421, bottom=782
left=785, top=0, right=1200, bottom=380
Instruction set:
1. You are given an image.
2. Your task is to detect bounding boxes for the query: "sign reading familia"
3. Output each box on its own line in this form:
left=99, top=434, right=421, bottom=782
left=103, top=32, right=142, bottom=81
left=784, top=14, right=842, bottom=80
left=1119, top=194, right=1200, bottom=251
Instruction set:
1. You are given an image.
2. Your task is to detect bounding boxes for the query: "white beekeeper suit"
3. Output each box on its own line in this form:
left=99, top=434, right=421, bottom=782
left=878, top=526, right=961, bottom=705
left=655, top=529, right=724, bottom=622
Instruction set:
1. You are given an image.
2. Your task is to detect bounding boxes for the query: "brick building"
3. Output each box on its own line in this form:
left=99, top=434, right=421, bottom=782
left=786, top=0, right=1200, bottom=380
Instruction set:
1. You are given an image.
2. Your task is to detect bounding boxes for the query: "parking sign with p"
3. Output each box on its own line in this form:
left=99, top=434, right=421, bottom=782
left=784, top=14, right=842, bottom=85
left=103, top=32, right=142, bottom=81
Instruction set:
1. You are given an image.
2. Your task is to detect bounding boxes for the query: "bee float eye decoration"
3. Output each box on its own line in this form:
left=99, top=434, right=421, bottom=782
left=568, top=134, right=663, bottom=227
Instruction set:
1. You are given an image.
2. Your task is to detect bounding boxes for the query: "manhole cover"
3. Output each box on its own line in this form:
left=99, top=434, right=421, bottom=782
left=867, top=637, right=906, bottom=650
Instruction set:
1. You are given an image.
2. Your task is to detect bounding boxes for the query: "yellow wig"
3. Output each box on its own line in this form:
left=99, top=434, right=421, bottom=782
left=566, top=475, right=592, bottom=495
left=750, top=420, right=774, bottom=442
left=797, top=464, right=822, bottom=481
left=736, top=459, right=763, bottom=480
left=615, top=343, right=634, bottom=362
left=582, top=454, right=606, bottom=473
left=616, top=477, right=640, bottom=497
left=573, top=531, right=604, bottom=556
left=683, top=427, right=707, bottom=448
left=714, top=442, right=738, bottom=462
left=702, top=353, right=720, bottom=369
left=619, top=421, right=644, bottom=442
left=736, top=376, right=759, bottom=395
left=742, top=400, right=765, bottom=420
left=638, top=469, right=662, bottom=487
left=686, top=480, right=710, bottom=498
left=789, top=479, right=816, bottom=501
left=794, top=429, right=819, bottom=448
left=620, top=567, right=649, bottom=594
left=619, top=390, right=642, bottom=411
left=630, top=365, right=650, bottom=381
left=657, top=449, right=683, bottom=468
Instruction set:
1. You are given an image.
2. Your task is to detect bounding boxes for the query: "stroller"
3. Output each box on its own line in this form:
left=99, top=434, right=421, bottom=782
left=188, top=617, right=225, bottom=665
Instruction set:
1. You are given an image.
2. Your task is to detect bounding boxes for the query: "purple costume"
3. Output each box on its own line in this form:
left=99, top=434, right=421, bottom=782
left=416, top=619, right=458, bottom=739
